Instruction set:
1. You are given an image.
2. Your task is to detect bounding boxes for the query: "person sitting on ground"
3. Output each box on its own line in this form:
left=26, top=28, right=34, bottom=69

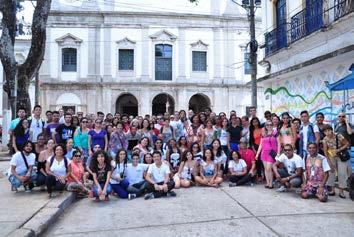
left=8, top=141, right=37, bottom=192
left=173, top=150, right=197, bottom=188
left=301, top=143, right=330, bottom=202
left=194, top=148, right=223, bottom=187
left=110, top=149, right=129, bottom=199
left=90, top=150, right=112, bottom=202
left=67, top=150, right=91, bottom=196
left=125, top=153, right=149, bottom=200
left=236, top=138, right=257, bottom=186
left=272, top=144, right=303, bottom=192
left=228, top=150, right=248, bottom=187
left=45, top=144, right=70, bottom=198
left=144, top=151, right=176, bottom=200
left=36, top=139, right=55, bottom=189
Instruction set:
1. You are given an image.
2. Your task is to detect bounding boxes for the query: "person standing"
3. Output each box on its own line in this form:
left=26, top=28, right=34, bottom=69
left=298, top=110, right=316, bottom=158
left=54, top=113, right=76, bottom=145
left=323, top=125, right=350, bottom=198
left=28, top=105, right=45, bottom=144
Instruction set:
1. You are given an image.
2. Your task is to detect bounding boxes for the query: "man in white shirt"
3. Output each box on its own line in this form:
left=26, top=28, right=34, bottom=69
left=29, top=105, right=45, bottom=143
left=125, top=153, right=149, bottom=200
left=145, top=151, right=176, bottom=199
left=273, top=144, right=303, bottom=192
left=8, top=141, right=37, bottom=191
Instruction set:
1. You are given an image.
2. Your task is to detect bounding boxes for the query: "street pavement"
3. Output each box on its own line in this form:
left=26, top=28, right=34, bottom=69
left=0, top=159, right=74, bottom=237
left=45, top=182, right=354, bottom=237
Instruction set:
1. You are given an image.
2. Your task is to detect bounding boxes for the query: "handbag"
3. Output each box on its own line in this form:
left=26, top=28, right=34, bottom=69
left=268, top=135, right=277, bottom=160
left=336, top=135, right=350, bottom=162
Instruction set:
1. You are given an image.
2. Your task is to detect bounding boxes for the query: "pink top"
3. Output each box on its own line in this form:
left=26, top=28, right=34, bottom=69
left=67, top=161, right=85, bottom=183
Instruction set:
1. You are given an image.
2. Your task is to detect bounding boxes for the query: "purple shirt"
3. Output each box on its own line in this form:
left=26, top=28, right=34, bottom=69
left=46, top=123, right=60, bottom=141
left=89, top=129, right=107, bottom=149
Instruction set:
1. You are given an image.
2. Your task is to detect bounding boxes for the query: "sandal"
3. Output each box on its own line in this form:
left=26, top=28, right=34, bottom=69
left=264, top=185, right=269, bottom=189
left=328, top=191, right=335, bottom=196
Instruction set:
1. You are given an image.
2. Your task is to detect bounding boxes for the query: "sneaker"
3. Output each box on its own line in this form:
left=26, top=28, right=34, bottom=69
left=276, top=186, right=287, bottom=192
left=167, top=191, right=177, bottom=197
left=128, top=193, right=137, bottom=200
left=24, top=185, right=31, bottom=193
left=229, top=182, right=237, bottom=187
left=144, top=193, right=155, bottom=200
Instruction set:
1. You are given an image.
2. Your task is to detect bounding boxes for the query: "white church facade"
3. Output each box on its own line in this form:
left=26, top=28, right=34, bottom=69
left=38, top=0, right=264, bottom=116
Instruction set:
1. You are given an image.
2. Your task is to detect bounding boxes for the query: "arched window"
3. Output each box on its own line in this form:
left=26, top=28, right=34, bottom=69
left=62, top=48, right=77, bottom=72
left=155, top=44, right=172, bottom=81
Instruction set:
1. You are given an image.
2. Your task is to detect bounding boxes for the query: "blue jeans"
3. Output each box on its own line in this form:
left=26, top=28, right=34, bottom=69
left=127, top=181, right=147, bottom=197
left=93, top=182, right=112, bottom=197
left=8, top=170, right=37, bottom=188
left=111, top=179, right=129, bottom=198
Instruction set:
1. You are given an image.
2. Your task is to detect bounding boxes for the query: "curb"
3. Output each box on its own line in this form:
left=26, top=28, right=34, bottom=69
left=7, top=192, right=76, bottom=237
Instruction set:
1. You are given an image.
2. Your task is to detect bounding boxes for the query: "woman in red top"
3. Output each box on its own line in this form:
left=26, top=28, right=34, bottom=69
left=249, top=117, right=263, bottom=182
left=67, top=150, right=91, bottom=196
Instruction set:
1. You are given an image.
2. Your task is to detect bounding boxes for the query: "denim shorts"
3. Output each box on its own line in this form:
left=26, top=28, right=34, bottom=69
left=8, top=170, right=37, bottom=188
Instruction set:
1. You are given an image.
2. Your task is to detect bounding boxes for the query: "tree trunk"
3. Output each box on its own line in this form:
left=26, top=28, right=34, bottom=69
left=0, top=0, right=52, bottom=119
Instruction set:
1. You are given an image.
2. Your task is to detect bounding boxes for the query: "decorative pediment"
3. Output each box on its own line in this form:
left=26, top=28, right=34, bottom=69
left=190, top=40, right=208, bottom=50
left=55, top=33, right=82, bottom=46
left=150, top=30, right=177, bottom=42
left=116, top=37, right=136, bottom=47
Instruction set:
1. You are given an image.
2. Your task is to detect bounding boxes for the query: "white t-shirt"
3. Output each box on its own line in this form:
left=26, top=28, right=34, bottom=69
left=219, top=128, right=229, bottom=146
left=125, top=163, right=149, bottom=185
left=47, top=157, right=70, bottom=177
left=29, top=117, right=44, bottom=142
left=9, top=152, right=36, bottom=174
left=301, top=124, right=309, bottom=150
left=147, top=163, right=170, bottom=183
left=110, top=162, right=127, bottom=184
left=276, top=153, right=304, bottom=175
left=228, top=159, right=247, bottom=173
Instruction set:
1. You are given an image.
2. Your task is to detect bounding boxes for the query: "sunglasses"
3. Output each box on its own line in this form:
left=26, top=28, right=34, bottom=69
left=338, top=115, right=345, bottom=118
left=74, top=154, right=81, bottom=157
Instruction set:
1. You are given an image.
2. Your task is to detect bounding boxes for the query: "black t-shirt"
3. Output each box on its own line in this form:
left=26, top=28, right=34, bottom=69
left=93, top=164, right=112, bottom=183
left=228, top=125, right=243, bottom=143
left=55, top=124, right=76, bottom=144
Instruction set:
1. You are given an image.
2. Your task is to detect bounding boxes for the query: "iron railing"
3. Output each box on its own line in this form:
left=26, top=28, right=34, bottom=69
left=265, top=0, right=354, bottom=57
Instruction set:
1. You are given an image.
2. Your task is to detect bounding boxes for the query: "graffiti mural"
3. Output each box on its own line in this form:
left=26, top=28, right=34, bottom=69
left=264, top=65, right=354, bottom=122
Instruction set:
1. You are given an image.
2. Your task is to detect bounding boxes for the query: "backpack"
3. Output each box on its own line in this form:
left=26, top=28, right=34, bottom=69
left=49, top=156, right=68, bottom=171
left=28, top=118, right=45, bottom=128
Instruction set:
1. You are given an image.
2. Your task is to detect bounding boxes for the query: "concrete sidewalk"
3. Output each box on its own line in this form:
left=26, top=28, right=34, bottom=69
left=45, top=183, right=354, bottom=237
left=0, top=160, right=75, bottom=237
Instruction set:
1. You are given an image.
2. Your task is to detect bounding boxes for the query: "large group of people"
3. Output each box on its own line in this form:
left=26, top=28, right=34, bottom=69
left=7, top=104, right=353, bottom=202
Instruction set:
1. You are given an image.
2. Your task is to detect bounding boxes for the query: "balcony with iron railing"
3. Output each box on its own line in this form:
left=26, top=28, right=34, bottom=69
left=264, top=0, right=354, bottom=57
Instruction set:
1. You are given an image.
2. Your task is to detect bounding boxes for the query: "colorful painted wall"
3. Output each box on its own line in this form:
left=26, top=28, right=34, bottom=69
left=262, top=64, right=354, bottom=123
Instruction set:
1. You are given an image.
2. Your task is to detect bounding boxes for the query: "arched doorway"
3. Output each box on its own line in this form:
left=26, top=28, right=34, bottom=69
left=116, top=94, right=138, bottom=116
left=152, top=93, right=175, bottom=115
left=189, top=94, right=211, bottom=113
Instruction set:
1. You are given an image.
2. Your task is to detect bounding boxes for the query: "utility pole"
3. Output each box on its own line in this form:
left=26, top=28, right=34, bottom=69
left=232, top=0, right=260, bottom=108
left=249, top=0, right=258, bottom=108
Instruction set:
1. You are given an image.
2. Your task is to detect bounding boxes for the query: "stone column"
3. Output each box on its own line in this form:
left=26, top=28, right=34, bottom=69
left=141, top=26, right=150, bottom=81
left=178, top=28, right=186, bottom=82
left=213, top=28, right=222, bottom=82
left=87, top=27, right=100, bottom=82
left=103, top=27, right=112, bottom=82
